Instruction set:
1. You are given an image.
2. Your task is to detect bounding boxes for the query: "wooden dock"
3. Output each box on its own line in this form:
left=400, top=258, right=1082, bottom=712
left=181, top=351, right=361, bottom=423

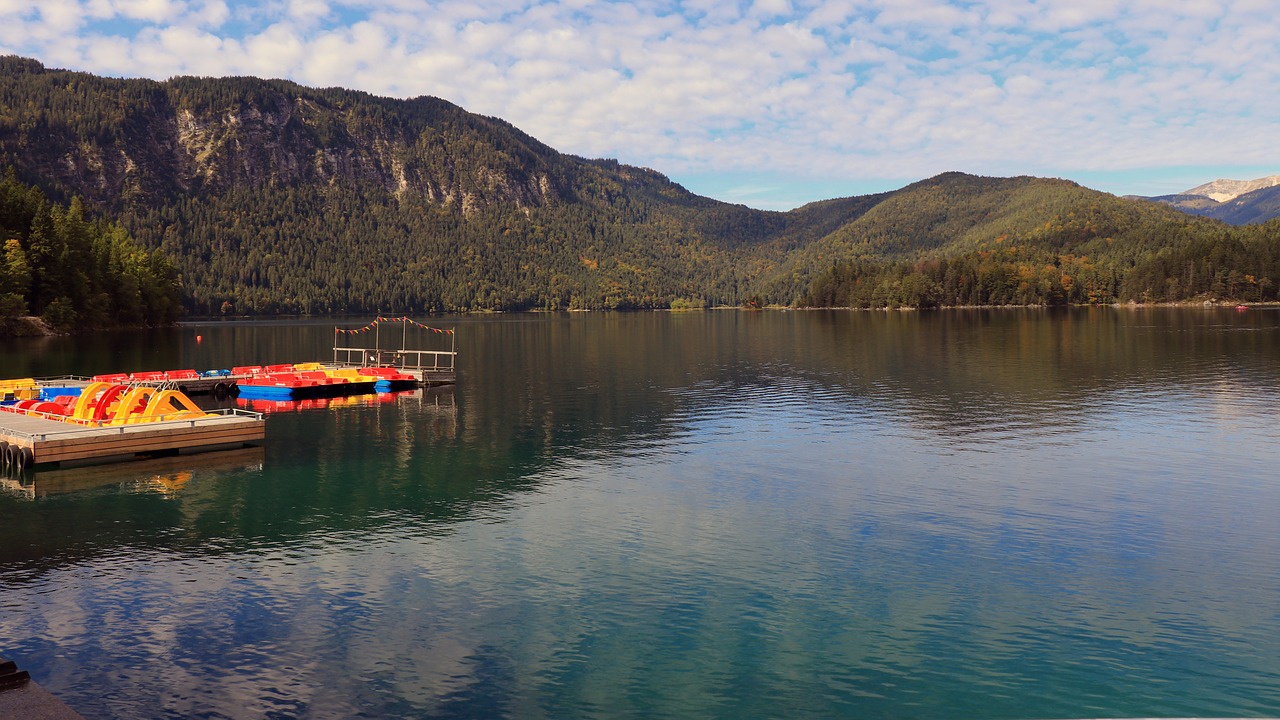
left=333, top=316, right=458, bottom=386
left=0, top=409, right=264, bottom=470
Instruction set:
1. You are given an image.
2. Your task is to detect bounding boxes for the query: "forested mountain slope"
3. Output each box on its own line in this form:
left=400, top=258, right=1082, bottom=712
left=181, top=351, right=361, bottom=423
left=3, top=56, right=1279, bottom=314
left=0, top=170, right=180, bottom=332
left=795, top=174, right=1280, bottom=307
left=0, top=56, right=816, bottom=312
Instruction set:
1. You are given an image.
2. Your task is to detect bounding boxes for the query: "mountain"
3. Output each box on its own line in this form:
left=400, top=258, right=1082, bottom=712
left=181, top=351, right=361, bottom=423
left=785, top=172, right=1277, bottom=307
left=0, top=56, right=875, bottom=313
left=1139, top=175, right=1280, bottom=225
left=2, top=55, right=1279, bottom=314
left=1210, top=185, right=1280, bottom=224
left=1185, top=176, right=1280, bottom=203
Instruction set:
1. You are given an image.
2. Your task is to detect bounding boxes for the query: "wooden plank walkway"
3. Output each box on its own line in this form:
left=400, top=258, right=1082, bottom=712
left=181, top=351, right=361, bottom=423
left=0, top=410, right=264, bottom=467
left=0, top=658, right=84, bottom=719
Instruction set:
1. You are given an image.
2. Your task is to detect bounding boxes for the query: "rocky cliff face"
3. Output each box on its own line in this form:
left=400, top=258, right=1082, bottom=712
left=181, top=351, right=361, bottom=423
left=1139, top=175, right=1280, bottom=225
left=0, top=59, right=569, bottom=217
left=1184, top=176, right=1280, bottom=203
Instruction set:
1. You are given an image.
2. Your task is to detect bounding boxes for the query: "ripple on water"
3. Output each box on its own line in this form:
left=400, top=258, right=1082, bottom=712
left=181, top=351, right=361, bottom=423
left=6, top=311, right=1280, bottom=719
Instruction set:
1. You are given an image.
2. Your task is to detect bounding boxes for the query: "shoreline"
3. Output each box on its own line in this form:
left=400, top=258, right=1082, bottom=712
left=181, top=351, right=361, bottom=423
left=0, top=316, right=55, bottom=337
left=5, top=300, right=1272, bottom=338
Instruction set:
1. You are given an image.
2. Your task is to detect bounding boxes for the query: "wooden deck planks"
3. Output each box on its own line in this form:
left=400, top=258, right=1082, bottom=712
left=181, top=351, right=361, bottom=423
left=0, top=411, right=264, bottom=466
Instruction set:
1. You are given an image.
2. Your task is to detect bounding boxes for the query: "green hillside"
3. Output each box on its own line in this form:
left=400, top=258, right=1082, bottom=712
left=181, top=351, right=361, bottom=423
left=2, top=55, right=1279, bottom=317
left=0, top=56, right=803, bottom=314
left=795, top=174, right=1280, bottom=307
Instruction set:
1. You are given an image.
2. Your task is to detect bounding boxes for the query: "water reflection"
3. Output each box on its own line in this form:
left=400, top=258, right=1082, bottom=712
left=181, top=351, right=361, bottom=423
left=2, top=309, right=1280, bottom=719
left=3, top=446, right=265, bottom=500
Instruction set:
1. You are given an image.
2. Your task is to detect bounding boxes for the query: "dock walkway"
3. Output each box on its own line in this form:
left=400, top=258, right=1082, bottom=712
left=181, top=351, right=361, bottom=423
left=0, top=657, right=84, bottom=719
left=0, top=409, right=264, bottom=469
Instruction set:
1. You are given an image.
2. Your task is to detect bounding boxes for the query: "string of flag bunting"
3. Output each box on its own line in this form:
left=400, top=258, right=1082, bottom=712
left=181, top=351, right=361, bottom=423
left=335, top=317, right=455, bottom=335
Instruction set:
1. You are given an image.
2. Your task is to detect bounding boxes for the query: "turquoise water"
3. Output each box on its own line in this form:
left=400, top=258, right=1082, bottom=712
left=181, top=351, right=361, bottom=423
left=2, top=309, right=1280, bottom=718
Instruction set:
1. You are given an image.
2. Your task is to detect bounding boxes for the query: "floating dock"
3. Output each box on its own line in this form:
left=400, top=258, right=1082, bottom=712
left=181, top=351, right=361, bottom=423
left=0, top=408, right=264, bottom=471
left=0, top=318, right=454, bottom=472
left=81, top=372, right=249, bottom=396
left=0, top=657, right=84, bottom=720
left=15, top=373, right=248, bottom=397
left=332, top=316, right=458, bottom=386
left=329, top=350, right=457, bottom=386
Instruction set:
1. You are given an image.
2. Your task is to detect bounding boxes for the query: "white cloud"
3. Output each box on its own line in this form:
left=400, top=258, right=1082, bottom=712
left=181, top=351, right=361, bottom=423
left=0, top=0, right=33, bottom=13
left=194, top=0, right=231, bottom=27
left=288, top=0, right=329, bottom=23
left=113, top=0, right=188, bottom=23
left=36, top=0, right=85, bottom=34
left=872, top=0, right=975, bottom=30
left=751, top=0, right=793, bottom=20
left=243, top=23, right=309, bottom=76
left=0, top=0, right=1277, bottom=206
left=84, top=0, right=118, bottom=19
left=80, top=35, right=139, bottom=74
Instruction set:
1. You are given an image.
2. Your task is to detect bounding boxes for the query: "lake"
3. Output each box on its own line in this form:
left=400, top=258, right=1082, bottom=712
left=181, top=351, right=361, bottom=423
left=2, top=308, right=1280, bottom=719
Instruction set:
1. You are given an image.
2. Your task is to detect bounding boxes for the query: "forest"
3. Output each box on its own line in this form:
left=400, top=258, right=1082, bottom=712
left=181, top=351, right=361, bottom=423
left=0, top=169, right=180, bottom=332
left=797, top=174, right=1280, bottom=308
left=1, top=55, right=1279, bottom=319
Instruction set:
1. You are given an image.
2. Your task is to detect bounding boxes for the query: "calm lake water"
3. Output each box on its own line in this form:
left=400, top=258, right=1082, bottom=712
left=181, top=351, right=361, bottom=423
left=3, top=309, right=1280, bottom=719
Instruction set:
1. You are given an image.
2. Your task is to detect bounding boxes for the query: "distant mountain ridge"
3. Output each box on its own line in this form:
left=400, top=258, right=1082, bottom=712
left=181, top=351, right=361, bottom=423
left=1185, top=176, right=1280, bottom=203
left=1138, top=175, right=1280, bottom=225
left=1, top=55, right=1279, bottom=313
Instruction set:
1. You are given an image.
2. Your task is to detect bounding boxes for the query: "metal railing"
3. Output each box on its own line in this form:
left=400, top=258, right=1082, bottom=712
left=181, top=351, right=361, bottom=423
left=332, top=347, right=457, bottom=372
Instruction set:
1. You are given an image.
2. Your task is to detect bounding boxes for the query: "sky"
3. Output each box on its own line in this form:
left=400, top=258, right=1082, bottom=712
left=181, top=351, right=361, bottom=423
left=1, top=0, right=1278, bottom=210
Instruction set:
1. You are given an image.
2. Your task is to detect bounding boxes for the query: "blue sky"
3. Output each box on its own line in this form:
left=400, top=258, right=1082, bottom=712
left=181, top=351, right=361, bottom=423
left=2, top=0, right=1277, bottom=210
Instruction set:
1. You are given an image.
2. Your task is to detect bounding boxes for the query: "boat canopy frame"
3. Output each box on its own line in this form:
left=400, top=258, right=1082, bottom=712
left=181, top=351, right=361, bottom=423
left=332, top=316, right=457, bottom=373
